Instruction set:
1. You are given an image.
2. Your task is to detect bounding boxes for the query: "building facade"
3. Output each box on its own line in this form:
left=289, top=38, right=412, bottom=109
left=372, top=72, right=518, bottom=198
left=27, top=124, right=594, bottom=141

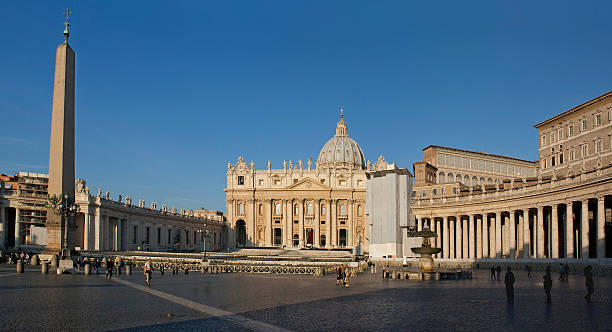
left=0, top=175, right=226, bottom=252
left=411, top=91, right=612, bottom=261
left=225, top=115, right=369, bottom=250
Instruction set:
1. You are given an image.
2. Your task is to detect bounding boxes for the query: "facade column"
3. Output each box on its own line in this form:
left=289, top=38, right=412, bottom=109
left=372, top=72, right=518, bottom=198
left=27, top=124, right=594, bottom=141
left=117, top=218, right=123, bottom=251
left=330, top=199, right=337, bottom=247
left=14, top=209, right=22, bottom=247
left=348, top=200, right=354, bottom=247
left=581, top=200, right=589, bottom=259
left=442, top=217, right=449, bottom=258
left=83, top=212, right=90, bottom=250
left=436, top=218, right=442, bottom=258
left=462, top=217, right=468, bottom=259
left=566, top=203, right=574, bottom=258
left=597, top=196, right=606, bottom=258
left=417, top=218, right=422, bottom=231
left=266, top=200, right=272, bottom=246
left=489, top=214, right=496, bottom=259
left=468, top=214, right=475, bottom=259
left=537, top=206, right=545, bottom=258
left=326, top=200, right=331, bottom=248
left=502, top=213, right=509, bottom=257
left=298, top=199, right=304, bottom=247
left=449, top=218, right=456, bottom=259
left=509, top=210, right=516, bottom=258
left=286, top=200, right=292, bottom=246
left=314, top=199, right=320, bottom=247
left=495, top=211, right=502, bottom=258
left=476, top=215, right=483, bottom=259
left=483, top=214, right=490, bottom=258
left=551, top=204, right=559, bottom=258
left=94, top=208, right=102, bottom=250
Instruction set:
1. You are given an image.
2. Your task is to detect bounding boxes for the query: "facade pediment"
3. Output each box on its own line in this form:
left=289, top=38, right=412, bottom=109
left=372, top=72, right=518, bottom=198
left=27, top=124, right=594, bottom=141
left=285, top=177, right=330, bottom=190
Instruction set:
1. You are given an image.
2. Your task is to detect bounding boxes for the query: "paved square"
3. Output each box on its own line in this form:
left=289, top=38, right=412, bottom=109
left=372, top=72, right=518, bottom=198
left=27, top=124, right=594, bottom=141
left=0, top=265, right=611, bottom=331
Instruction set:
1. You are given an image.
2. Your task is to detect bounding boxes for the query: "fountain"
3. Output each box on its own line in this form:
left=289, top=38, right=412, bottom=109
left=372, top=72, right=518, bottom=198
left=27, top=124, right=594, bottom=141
left=411, top=228, right=442, bottom=272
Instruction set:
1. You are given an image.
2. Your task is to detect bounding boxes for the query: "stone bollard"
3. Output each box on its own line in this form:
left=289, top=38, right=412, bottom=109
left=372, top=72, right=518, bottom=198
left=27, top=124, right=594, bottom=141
left=31, top=255, right=39, bottom=266
left=16, top=261, right=24, bottom=273
left=84, top=264, right=91, bottom=275
left=41, top=262, right=49, bottom=274
left=50, top=255, right=58, bottom=267
left=126, top=265, right=132, bottom=275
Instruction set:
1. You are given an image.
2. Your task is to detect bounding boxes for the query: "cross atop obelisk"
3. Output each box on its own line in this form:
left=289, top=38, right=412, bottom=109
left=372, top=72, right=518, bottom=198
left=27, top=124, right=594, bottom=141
left=47, top=10, right=76, bottom=253
left=63, top=8, right=72, bottom=43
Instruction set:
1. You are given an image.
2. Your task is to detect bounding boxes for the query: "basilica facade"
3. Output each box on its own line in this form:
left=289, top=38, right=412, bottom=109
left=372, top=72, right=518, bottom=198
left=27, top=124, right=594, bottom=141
left=225, top=115, right=373, bottom=250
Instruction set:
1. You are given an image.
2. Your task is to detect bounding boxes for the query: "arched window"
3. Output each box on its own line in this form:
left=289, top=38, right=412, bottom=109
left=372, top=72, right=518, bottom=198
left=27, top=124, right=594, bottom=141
left=464, top=175, right=470, bottom=185
left=321, top=204, right=326, bottom=216
left=487, top=178, right=493, bottom=184
left=258, top=204, right=263, bottom=215
left=294, top=204, right=299, bottom=215
left=456, top=174, right=461, bottom=182
left=357, top=205, right=363, bottom=217
left=274, top=203, right=281, bottom=215
left=480, top=177, right=485, bottom=184
left=447, top=173, right=453, bottom=183
left=472, top=176, right=478, bottom=185
left=340, top=203, right=347, bottom=216
left=238, top=202, right=244, bottom=215
left=307, top=203, right=313, bottom=215
left=439, top=172, right=445, bottom=183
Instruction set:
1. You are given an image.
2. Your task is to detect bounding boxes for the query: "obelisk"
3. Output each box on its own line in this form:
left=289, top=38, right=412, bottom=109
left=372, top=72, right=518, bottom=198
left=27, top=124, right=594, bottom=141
left=46, top=9, right=76, bottom=253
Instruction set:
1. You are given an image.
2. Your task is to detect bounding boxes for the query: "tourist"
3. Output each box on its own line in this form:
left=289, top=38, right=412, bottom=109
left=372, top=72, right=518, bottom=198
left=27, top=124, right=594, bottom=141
left=496, top=265, right=502, bottom=281
left=527, top=264, right=532, bottom=278
left=336, top=265, right=343, bottom=285
left=584, top=265, right=594, bottom=303
left=504, top=266, right=515, bottom=304
left=564, top=264, right=570, bottom=281
left=344, top=266, right=350, bottom=288
left=106, top=257, right=114, bottom=280
left=341, top=265, right=347, bottom=286
left=95, top=258, right=100, bottom=274
left=543, top=266, right=552, bottom=304
left=490, top=266, right=496, bottom=280
left=144, top=259, right=153, bottom=287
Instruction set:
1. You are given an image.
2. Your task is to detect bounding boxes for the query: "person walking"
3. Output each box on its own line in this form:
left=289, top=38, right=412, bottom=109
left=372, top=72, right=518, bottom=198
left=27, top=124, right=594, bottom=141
left=105, top=258, right=114, bottom=280
left=490, top=266, right=496, bottom=280
left=543, top=266, right=552, bottom=304
left=95, top=258, right=100, bottom=274
left=336, top=264, right=343, bottom=286
left=584, top=265, right=594, bottom=303
left=564, top=264, right=570, bottom=281
left=496, top=265, right=502, bottom=281
left=144, top=259, right=153, bottom=287
left=504, top=267, right=515, bottom=304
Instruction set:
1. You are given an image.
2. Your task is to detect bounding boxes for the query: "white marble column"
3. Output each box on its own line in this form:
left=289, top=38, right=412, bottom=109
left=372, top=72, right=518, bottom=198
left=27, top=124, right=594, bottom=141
left=326, top=200, right=331, bottom=247
left=597, top=196, right=606, bottom=258
left=83, top=212, right=90, bottom=250
left=495, top=211, right=502, bottom=258
left=551, top=204, right=559, bottom=258
left=266, top=200, right=272, bottom=246
left=509, top=210, right=516, bottom=258
left=522, top=209, right=530, bottom=258
left=94, top=210, right=102, bottom=250
left=443, top=216, right=449, bottom=258
left=117, top=219, right=123, bottom=251
left=476, top=215, right=483, bottom=259
left=286, top=200, right=292, bottom=246
left=298, top=199, right=304, bottom=247
left=502, top=213, right=510, bottom=257
left=348, top=200, right=353, bottom=247
left=462, top=217, right=468, bottom=259
left=483, top=215, right=490, bottom=258
left=436, top=218, right=442, bottom=258
left=566, top=203, right=574, bottom=258
left=330, top=200, right=337, bottom=247
left=581, top=200, right=589, bottom=259
left=537, top=206, right=545, bottom=258
left=0, top=203, right=5, bottom=249
left=489, top=215, right=496, bottom=259
left=314, top=199, right=320, bottom=247
left=417, top=218, right=422, bottom=231
left=450, top=218, right=456, bottom=259
left=468, top=214, right=475, bottom=259
left=14, top=209, right=22, bottom=246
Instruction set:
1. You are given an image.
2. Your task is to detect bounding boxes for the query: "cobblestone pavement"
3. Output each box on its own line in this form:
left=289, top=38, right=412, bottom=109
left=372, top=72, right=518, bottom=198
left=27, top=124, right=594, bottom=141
left=1, top=265, right=611, bottom=331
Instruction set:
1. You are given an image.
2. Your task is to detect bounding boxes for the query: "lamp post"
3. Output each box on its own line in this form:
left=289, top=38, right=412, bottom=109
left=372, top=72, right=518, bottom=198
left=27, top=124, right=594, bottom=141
left=199, top=227, right=211, bottom=261
left=47, top=193, right=80, bottom=257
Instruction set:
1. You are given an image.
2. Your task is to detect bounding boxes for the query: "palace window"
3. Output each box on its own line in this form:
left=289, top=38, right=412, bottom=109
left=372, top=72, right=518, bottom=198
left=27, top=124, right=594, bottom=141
left=238, top=202, right=244, bottom=215
left=582, top=144, right=588, bottom=157
left=541, top=135, right=546, bottom=147
left=340, top=203, right=347, bottom=216
left=294, top=220, right=298, bottom=224
left=294, top=204, right=299, bottom=215
left=237, top=176, right=244, bottom=185
left=551, top=131, right=555, bottom=142
left=558, top=128, right=563, bottom=140
left=568, top=124, right=574, bottom=136
left=307, top=203, right=313, bottom=215
left=422, top=190, right=427, bottom=197
left=441, top=187, right=446, bottom=195
left=320, top=235, right=326, bottom=246
left=569, top=148, right=576, bottom=161
left=581, top=119, right=587, bottom=131
left=339, top=179, right=346, bottom=186
left=321, top=220, right=325, bottom=224
left=595, top=113, right=602, bottom=126
left=559, top=153, right=564, bottom=164
left=274, top=203, right=281, bottom=215
left=357, top=180, right=363, bottom=186
left=551, top=155, right=556, bottom=167
left=452, top=187, right=457, bottom=195
left=596, top=139, right=603, bottom=153
left=543, top=159, right=547, bottom=169
left=432, top=188, right=437, bottom=196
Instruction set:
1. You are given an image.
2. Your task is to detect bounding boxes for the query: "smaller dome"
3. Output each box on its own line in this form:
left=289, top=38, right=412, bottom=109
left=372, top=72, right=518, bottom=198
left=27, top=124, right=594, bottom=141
left=316, top=112, right=366, bottom=170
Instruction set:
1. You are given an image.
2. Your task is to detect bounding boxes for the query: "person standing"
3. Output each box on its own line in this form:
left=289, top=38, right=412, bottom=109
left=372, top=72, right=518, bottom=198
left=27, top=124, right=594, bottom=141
left=336, top=265, right=343, bottom=286
left=344, top=266, right=350, bottom=288
left=584, top=265, right=594, bottom=303
left=504, top=267, right=515, bottom=304
left=543, top=266, right=552, bottom=304
left=496, top=265, right=502, bottom=281
left=144, top=259, right=153, bottom=287
left=490, top=266, right=496, bottom=280
left=527, top=265, right=532, bottom=278
left=105, top=258, right=114, bottom=280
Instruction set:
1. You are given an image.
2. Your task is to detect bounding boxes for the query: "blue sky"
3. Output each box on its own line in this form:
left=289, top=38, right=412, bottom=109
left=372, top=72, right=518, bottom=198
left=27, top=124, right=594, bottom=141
left=1, top=1, right=611, bottom=212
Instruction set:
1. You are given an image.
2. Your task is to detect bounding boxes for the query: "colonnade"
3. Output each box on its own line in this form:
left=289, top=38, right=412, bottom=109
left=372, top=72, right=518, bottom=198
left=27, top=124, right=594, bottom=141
left=416, top=195, right=610, bottom=260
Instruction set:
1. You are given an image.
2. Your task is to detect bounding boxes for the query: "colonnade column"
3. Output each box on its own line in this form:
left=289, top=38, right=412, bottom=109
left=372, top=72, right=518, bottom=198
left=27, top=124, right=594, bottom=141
left=348, top=200, right=353, bottom=247
left=476, top=215, right=483, bottom=259
left=285, top=200, right=292, bottom=246
left=314, top=199, right=320, bottom=247
left=566, top=203, right=574, bottom=258
left=509, top=210, right=516, bottom=258
left=14, top=209, right=22, bottom=246
left=462, top=217, right=468, bottom=259
left=502, top=213, right=509, bottom=257
left=495, top=211, right=501, bottom=258
left=298, top=199, right=304, bottom=247
left=83, top=212, right=90, bottom=250
left=435, top=218, right=442, bottom=258
left=597, top=196, right=606, bottom=258
left=483, top=215, right=491, bottom=258
left=326, top=200, right=331, bottom=248
left=266, top=200, right=272, bottom=246
left=450, top=218, right=456, bottom=259
left=468, top=214, right=475, bottom=259
left=551, top=204, right=559, bottom=258
left=581, top=200, right=589, bottom=258
left=94, top=208, right=102, bottom=250
left=537, top=206, right=545, bottom=258
left=331, top=200, right=337, bottom=247
left=443, top=217, right=449, bottom=258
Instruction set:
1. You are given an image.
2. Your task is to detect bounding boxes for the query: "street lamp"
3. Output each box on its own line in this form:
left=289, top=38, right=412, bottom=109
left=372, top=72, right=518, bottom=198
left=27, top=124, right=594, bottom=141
left=47, top=193, right=80, bottom=257
left=198, top=227, right=212, bottom=261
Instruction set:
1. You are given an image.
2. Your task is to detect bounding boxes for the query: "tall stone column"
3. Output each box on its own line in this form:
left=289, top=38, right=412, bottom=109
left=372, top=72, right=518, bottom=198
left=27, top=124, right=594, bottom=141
left=0, top=203, right=5, bottom=249
left=457, top=217, right=463, bottom=258
left=468, top=214, right=475, bottom=259
left=551, top=204, right=559, bottom=258
left=326, top=200, right=331, bottom=247
left=417, top=218, right=422, bottom=231
left=495, top=211, right=502, bottom=258
left=331, top=200, right=337, bottom=247
left=509, top=210, right=516, bottom=258
left=597, top=196, right=606, bottom=258
left=117, top=218, right=123, bottom=251
left=298, top=199, right=304, bottom=247
left=502, top=213, right=509, bottom=257
left=476, top=215, right=483, bottom=259
left=436, top=219, right=442, bottom=258
left=94, top=208, right=102, bottom=250
left=348, top=200, right=353, bottom=247
left=442, top=217, right=449, bottom=258
left=83, top=212, right=90, bottom=250
left=449, top=218, right=455, bottom=259
left=247, top=199, right=255, bottom=246
left=489, top=215, right=496, bottom=259
left=581, top=200, right=589, bottom=259
left=104, top=215, right=110, bottom=250
left=46, top=35, right=76, bottom=253
left=483, top=215, right=490, bottom=258
left=566, top=203, right=574, bottom=258
left=15, top=209, right=22, bottom=247
left=462, top=217, right=468, bottom=259
left=266, top=200, right=272, bottom=246
left=314, top=199, right=320, bottom=247
left=537, top=206, right=545, bottom=258
left=285, top=200, right=292, bottom=246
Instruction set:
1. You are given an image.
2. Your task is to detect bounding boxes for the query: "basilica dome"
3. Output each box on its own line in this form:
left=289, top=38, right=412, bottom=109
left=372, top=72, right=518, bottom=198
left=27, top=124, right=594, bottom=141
left=316, top=112, right=366, bottom=170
